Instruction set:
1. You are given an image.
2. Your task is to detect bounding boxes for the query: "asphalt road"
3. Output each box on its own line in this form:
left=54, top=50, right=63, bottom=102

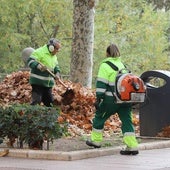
left=0, top=148, right=170, bottom=170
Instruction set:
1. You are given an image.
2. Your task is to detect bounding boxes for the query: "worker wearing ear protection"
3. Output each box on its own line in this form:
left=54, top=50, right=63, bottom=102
left=27, top=38, right=61, bottom=107
left=86, top=43, right=139, bottom=155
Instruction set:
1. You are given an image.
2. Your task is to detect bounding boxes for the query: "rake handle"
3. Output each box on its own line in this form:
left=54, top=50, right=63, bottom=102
left=37, top=61, right=68, bottom=88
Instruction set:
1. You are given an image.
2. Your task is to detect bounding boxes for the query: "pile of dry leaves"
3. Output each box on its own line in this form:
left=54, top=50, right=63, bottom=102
left=0, top=71, right=149, bottom=137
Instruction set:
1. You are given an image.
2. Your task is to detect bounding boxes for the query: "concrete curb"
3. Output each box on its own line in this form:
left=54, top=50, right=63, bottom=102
left=1, top=140, right=170, bottom=161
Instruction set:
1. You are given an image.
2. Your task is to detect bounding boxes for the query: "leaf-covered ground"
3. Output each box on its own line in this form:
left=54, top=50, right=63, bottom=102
left=0, top=71, right=169, bottom=141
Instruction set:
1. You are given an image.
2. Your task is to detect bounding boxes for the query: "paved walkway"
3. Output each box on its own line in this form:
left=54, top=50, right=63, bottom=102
left=0, top=147, right=170, bottom=170
left=0, top=140, right=170, bottom=161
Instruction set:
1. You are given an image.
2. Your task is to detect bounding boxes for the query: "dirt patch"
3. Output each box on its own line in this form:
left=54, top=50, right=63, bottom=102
left=0, top=134, right=123, bottom=151
left=45, top=134, right=123, bottom=151
left=42, top=134, right=167, bottom=152
left=1, top=134, right=169, bottom=152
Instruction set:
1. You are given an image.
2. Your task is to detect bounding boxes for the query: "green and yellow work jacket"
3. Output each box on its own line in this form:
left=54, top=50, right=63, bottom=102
left=27, top=45, right=60, bottom=87
left=96, top=56, right=125, bottom=102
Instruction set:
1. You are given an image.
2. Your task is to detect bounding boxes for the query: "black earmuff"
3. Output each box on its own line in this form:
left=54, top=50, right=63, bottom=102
left=48, top=38, right=55, bottom=52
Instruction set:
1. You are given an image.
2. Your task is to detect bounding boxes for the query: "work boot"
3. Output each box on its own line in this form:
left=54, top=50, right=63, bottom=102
left=86, top=140, right=101, bottom=148
left=120, top=147, right=139, bottom=155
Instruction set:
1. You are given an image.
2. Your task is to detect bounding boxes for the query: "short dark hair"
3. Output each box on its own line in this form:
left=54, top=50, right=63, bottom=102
left=47, top=38, right=60, bottom=47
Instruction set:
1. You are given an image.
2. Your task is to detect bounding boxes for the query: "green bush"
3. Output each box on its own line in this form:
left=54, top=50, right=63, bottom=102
left=0, top=104, right=68, bottom=150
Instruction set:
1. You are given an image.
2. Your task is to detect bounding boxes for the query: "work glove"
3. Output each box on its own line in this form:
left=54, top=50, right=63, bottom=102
left=37, top=64, right=47, bottom=72
left=94, top=98, right=102, bottom=110
left=55, top=72, right=61, bottom=80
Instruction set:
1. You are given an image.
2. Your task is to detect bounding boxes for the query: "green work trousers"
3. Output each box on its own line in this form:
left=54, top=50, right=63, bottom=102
left=92, top=99, right=134, bottom=134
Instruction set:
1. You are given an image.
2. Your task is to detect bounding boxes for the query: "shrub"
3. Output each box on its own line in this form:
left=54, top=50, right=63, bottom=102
left=0, top=104, right=68, bottom=150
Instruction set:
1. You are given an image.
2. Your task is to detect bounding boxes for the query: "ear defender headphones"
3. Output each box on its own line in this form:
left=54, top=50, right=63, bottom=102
left=47, top=38, right=55, bottom=52
left=47, top=38, right=60, bottom=52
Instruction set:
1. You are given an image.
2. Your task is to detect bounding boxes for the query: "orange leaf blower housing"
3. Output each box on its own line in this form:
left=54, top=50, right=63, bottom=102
left=115, top=73, right=146, bottom=103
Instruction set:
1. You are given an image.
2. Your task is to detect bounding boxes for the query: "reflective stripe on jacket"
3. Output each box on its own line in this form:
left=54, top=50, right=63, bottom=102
left=96, top=57, right=125, bottom=100
left=27, top=45, right=60, bottom=87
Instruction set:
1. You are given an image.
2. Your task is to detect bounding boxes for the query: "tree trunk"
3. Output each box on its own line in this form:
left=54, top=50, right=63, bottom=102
left=70, top=0, right=96, bottom=88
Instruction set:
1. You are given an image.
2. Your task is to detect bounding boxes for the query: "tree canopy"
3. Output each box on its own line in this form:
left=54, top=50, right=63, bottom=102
left=93, top=0, right=170, bottom=75
left=0, top=0, right=169, bottom=82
